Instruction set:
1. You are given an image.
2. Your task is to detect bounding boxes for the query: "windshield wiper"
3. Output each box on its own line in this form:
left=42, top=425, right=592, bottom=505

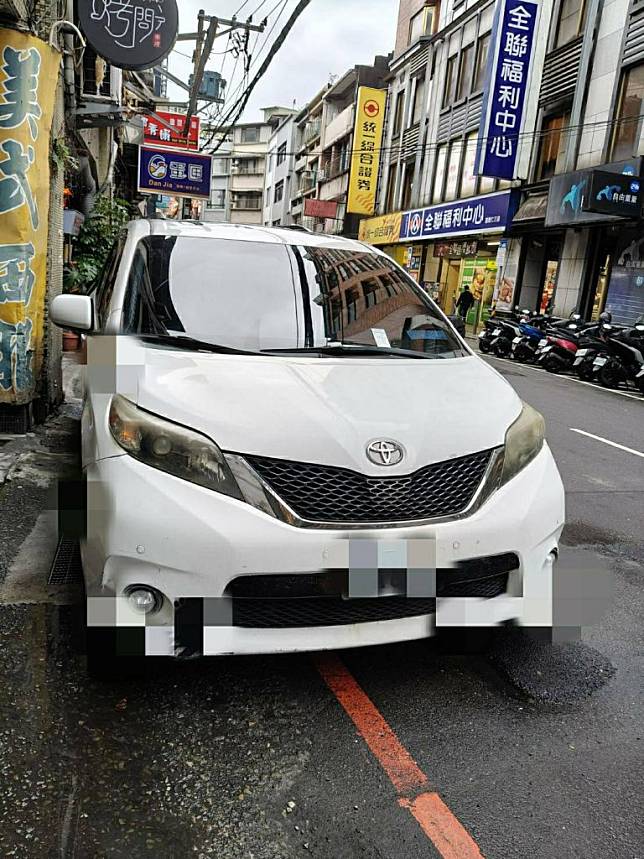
left=262, top=345, right=445, bottom=359
left=138, top=334, right=258, bottom=356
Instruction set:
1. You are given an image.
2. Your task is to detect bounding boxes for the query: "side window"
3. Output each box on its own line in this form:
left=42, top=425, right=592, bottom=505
left=94, top=236, right=126, bottom=330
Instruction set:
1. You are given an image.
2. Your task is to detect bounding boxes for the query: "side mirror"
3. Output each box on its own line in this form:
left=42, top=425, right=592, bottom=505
left=51, top=294, right=93, bottom=332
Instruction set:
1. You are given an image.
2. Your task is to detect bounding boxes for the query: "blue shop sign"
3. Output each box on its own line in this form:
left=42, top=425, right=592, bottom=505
left=475, top=0, right=540, bottom=180
left=399, top=191, right=516, bottom=241
left=138, top=145, right=212, bottom=199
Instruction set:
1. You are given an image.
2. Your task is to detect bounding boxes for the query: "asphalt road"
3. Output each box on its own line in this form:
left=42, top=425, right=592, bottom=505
left=0, top=358, right=642, bottom=859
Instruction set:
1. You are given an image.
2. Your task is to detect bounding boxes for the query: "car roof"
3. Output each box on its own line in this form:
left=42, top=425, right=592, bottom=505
left=128, top=218, right=375, bottom=253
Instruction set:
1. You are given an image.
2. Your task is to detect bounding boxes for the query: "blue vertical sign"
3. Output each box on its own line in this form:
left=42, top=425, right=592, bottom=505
left=475, top=0, right=540, bottom=180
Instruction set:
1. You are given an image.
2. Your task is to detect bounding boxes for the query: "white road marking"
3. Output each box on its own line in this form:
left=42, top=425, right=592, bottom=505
left=570, top=428, right=644, bottom=459
left=482, top=353, right=644, bottom=402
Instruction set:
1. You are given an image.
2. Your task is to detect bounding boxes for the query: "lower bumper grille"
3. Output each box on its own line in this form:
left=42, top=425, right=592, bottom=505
left=232, top=596, right=436, bottom=628
left=227, top=553, right=519, bottom=628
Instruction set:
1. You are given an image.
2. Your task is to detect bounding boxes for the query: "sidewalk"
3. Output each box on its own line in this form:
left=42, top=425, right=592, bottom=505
left=0, top=354, right=83, bottom=603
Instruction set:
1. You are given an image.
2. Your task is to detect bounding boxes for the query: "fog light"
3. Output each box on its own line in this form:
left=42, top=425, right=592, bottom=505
left=125, top=586, right=162, bottom=615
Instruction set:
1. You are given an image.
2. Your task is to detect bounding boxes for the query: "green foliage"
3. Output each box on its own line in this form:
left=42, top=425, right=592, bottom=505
left=51, top=138, right=79, bottom=174
left=64, top=196, right=131, bottom=294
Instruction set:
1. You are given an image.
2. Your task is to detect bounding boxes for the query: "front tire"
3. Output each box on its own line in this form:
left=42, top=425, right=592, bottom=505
left=493, top=338, right=511, bottom=358
left=544, top=355, right=561, bottom=373
left=598, top=364, right=623, bottom=389
left=479, top=337, right=492, bottom=354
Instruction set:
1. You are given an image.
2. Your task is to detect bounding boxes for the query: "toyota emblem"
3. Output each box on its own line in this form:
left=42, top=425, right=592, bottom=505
left=366, top=440, right=405, bottom=467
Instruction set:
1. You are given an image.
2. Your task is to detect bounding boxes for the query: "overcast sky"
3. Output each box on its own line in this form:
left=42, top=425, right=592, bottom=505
left=167, top=0, right=399, bottom=123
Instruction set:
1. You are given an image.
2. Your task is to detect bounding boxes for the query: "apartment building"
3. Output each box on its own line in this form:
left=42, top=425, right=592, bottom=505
left=317, top=56, right=391, bottom=237
left=228, top=107, right=295, bottom=225
left=290, top=86, right=329, bottom=230
left=263, top=113, right=297, bottom=227
left=202, top=130, right=232, bottom=223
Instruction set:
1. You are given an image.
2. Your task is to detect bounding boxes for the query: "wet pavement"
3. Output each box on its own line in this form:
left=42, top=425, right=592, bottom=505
left=0, top=354, right=642, bottom=857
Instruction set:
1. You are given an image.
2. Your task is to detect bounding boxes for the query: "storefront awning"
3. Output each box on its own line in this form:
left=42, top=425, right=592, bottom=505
left=512, top=192, right=548, bottom=224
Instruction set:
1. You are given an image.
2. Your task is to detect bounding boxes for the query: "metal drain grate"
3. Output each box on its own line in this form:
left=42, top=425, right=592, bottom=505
left=48, top=538, right=83, bottom=586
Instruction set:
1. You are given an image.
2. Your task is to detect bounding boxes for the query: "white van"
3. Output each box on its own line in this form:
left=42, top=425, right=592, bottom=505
left=52, top=220, right=564, bottom=672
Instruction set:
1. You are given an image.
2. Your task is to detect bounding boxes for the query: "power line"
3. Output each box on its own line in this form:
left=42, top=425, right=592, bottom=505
left=218, top=0, right=289, bottom=113
left=204, top=0, right=312, bottom=152
left=199, top=111, right=644, bottom=162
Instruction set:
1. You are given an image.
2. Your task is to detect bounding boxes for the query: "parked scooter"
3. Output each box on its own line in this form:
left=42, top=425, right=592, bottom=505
left=511, top=313, right=552, bottom=363
left=534, top=314, right=586, bottom=372
left=591, top=318, right=644, bottom=393
left=491, top=309, right=532, bottom=358
left=477, top=306, right=522, bottom=354
left=572, top=313, right=618, bottom=381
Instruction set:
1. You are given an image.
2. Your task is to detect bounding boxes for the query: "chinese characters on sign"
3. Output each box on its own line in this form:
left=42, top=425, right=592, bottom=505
left=399, top=191, right=515, bottom=241
left=476, top=0, right=540, bottom=180
left=347, top=87, right=386, bottom=216
left=78, top=0, right=179, bottom=71
left=433, top=241, right=479, bottom=258
left=0, top=30, right=58, bottom=402
left=138, top=145, right=212, bottom=199
left=143, top=111, right=200, bottom=150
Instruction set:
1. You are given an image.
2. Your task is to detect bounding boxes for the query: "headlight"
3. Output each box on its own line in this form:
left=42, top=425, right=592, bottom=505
left=501, top=402, right=545, bottom=485
left=108, top=395, right=243, bottom=499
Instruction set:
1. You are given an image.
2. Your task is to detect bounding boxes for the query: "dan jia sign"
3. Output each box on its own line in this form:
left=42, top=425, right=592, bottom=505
left=79, top=0, right=179, bottom=71
left=476, top=0, right=540, bottom=180
left=138, top=146, right=212, bottom=200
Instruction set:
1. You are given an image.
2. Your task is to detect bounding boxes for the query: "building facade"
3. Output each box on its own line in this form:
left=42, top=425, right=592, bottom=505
left=290, top=86, right=329, bottom=230
left=361, top=0, right=644, bottom=327
left=229, top=107, right=295, bottom=226
left=263, top=113, right=297, bottom=227
left=317, top=56, right=391, bottom=237
left=202, top=131, right=232, bottom=224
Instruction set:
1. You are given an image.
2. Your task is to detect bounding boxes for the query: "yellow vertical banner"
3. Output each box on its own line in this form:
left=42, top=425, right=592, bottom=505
left=347, top=86, right=386, bottom=216
left=0, top=28, right=59, bottom=404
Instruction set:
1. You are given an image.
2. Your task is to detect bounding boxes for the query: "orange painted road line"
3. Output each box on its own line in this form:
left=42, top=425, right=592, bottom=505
left=315, top=653, right=485, bottom=859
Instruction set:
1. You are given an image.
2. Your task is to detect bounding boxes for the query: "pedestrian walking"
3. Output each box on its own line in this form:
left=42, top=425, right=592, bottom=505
left=455, top=286, right=475, bottom=320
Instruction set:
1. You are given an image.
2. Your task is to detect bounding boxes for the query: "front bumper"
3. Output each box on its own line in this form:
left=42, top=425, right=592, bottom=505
left=84, top=444, right=564, bottom=656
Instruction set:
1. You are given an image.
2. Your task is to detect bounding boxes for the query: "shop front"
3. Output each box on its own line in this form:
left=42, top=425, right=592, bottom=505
left=542, top=158, right=644, bottom=323
left=359, top=190, right=519, bottom=325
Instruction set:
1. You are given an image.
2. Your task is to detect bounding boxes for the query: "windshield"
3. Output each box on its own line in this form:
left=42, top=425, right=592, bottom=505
left=122, top=236, right=466, bottom=358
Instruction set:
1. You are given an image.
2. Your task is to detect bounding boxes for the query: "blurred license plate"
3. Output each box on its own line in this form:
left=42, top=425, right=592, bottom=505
left=539, top=339, right=548, bottom=346
left=513, top=337, right=521, bottom=344
left=576, top=349, right=588, bottom=357
left=478, top=331, right=486, bottom=338
left=573, top=357, right=583, bottom=366
left=493, top=329, right=501, bottom=336
left=542, top=345, right=553, bottom=353
left=594, top=357, right=607, bottom=367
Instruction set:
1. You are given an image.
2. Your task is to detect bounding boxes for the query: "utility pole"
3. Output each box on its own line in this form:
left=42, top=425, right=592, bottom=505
left=182, top=12, right=266, bottom=136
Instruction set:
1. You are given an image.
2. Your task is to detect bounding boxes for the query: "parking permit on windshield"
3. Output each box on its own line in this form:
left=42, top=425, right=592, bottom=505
left=371, top=328, right=391, bottom=348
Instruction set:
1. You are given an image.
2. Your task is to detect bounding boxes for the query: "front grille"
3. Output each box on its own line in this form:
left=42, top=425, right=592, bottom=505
left=232, top=597, right=436, bottom=628
left=246, top=450, right=493, bottom=524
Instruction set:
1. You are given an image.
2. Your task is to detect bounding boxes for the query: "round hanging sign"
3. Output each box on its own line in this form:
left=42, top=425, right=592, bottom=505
left=78, top=0, right=179, bottom=71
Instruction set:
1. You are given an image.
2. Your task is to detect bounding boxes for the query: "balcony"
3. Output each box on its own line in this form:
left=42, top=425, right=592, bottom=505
left=323, top=105, right=354, bottom=148
left=304, top=118, right=322, bottom=144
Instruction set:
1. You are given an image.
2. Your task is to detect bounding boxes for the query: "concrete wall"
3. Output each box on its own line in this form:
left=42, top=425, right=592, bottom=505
left=394, top=0, right=429, bottom=56
left=553, top=229, right=590, bottom=316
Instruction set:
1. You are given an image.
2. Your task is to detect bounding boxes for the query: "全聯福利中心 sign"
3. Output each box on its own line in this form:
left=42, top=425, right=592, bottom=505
left=138, top=146, right=212, bottom=200
left=475, top=0, right=540, bottom=180
left=399, top=191, right=517, bottom=241
left=144, top=111, right=200, bottom=150
left=347, top=87, right=386, bottom=216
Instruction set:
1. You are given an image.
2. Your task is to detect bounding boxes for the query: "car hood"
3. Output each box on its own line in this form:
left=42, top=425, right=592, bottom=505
left=130, top=346, right=521, bottom=474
